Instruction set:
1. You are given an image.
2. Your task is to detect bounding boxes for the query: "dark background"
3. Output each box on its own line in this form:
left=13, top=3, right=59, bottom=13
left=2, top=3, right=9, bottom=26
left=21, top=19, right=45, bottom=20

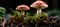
left=0, top=0, right=59, bottom=13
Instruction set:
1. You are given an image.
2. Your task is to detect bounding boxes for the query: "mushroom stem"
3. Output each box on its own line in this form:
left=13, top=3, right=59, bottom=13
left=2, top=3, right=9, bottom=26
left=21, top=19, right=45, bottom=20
left=37, top=9, right=42, bottom=15
left=21, top=11, right=25, bottom=16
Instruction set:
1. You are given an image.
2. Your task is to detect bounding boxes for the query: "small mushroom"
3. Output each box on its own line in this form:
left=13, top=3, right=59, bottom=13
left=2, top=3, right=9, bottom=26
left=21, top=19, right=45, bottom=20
left=30, top=0, right=48, bottom=15
left=16, top=4, right=30, bottom=15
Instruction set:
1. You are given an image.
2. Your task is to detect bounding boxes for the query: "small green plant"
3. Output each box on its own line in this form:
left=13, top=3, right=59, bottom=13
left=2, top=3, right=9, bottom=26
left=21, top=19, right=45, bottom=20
left=0, top=7, right=6, bottom=17
left=14, top=10, right=21, bottom=15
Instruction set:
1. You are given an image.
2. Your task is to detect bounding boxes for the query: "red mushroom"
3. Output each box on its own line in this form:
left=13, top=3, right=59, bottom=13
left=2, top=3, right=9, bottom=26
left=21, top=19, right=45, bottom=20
left=16, top=4, right=30, bottom=15
left=30, top=0, right=48, bottom=14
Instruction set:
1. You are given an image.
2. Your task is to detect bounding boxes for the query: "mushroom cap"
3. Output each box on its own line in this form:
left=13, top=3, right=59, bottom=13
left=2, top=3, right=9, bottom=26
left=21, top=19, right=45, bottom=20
left=16, top=4, right=30, bottom=11
left=30, top=0, right=48, bottom=9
